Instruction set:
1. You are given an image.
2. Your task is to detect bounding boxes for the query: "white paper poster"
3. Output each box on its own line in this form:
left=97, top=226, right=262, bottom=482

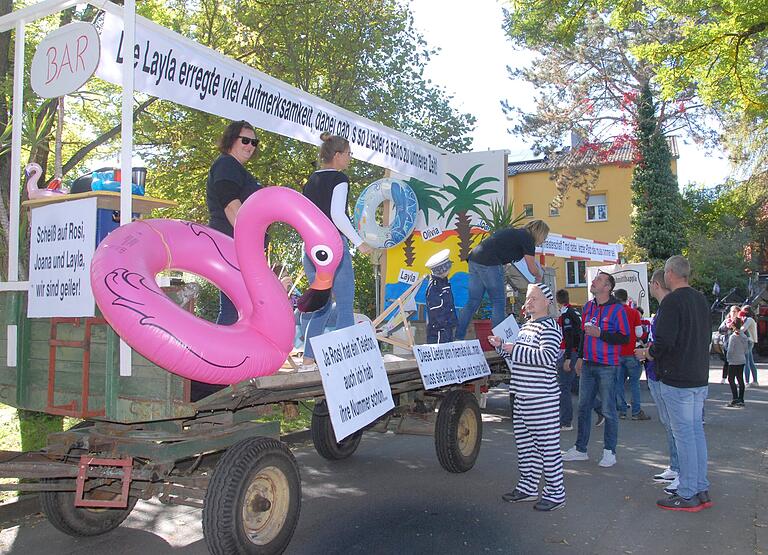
left=28, top=198, right=97, bottom=317
left=586, top=263, right=650, bottom=315
left=413, top=339, right=491, bottom=390
left=492, top=314, right=521, bottom=372
left=311, top=323, right=394, bottom=442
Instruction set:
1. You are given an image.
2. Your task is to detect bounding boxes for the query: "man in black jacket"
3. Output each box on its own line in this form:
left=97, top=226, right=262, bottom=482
left=645, top=255, right=711, bottom=512
left=556, top=289, right=581, bottom=430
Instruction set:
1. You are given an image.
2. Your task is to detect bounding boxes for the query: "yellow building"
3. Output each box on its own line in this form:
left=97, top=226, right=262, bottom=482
left=507, top=139, right=679, bottom=306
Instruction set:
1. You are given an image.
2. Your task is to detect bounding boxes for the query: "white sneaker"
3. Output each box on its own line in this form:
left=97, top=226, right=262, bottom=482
left=664, top=477, right=680, bottom=495
left=562, top=446, right=589, bottom=461
left=720, top=379, right=727, bottom=385
left=653, top=467, right=678, bottom=482
left=598, top=449, right=616, bottom=467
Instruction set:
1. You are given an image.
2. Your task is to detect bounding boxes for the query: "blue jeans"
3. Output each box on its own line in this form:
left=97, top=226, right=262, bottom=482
left=302, top=245, right=355, bottom=360
left=455, top=261, right=506, bottom=339
left=648, top=379, right=679, bottom=473
left=557, top=351, right=578, bottom=426
left=616, top=355, right=643, bottom=416
left=576, top=363, right=619, bottom=454
left=660, top=383, right=709, bottom=499
left=217, top=291, right=238, bottom=325
left=744, top=343, right=758, bottom=383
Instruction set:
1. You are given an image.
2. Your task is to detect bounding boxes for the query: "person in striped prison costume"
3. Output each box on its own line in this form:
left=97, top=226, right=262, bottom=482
left=489, top=283, right=565, bottom=512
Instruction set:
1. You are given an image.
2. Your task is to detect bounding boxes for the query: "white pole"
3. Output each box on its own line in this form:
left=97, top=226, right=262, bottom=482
left=119, top=0, right=136, bottom=376
left=8, top=21, right=25, bottom=283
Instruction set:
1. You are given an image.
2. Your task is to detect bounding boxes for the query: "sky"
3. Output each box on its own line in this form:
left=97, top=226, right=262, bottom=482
left=409, top=0, right=732, bottom=188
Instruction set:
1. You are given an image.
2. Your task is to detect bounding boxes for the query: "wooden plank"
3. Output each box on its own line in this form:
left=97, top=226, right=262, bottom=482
left=21, top=191, right=176, bottom=215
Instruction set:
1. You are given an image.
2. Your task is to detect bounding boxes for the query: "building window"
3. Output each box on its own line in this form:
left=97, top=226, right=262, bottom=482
left=523, top=204, right=534, bottom=217
left=586, top=194, right=607, bottom=221
left=549, top=205, right=560, bottom=217
left=566, top=260, right=587, bottom=287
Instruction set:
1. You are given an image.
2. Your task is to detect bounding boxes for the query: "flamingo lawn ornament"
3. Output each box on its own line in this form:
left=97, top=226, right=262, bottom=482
left=90, top=187, right=343, bottom=384
left=25, top=163, right=67, bottom=199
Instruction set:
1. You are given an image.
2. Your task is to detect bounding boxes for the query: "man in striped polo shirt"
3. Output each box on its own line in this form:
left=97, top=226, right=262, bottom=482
left=562, top=271, right=630, bottom=467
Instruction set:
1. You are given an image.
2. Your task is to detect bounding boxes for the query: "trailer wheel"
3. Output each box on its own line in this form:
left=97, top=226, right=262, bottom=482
left=203, top=437, right=301, bottom=555
left=311, top=400, right=362, bottom=460
left=435, top=389, right=482, bottom=473
left=40, top=483, right=137, bottom=537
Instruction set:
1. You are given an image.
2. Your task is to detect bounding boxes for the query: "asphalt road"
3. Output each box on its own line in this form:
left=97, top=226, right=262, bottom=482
left=1, top=360, right=766, bottom=554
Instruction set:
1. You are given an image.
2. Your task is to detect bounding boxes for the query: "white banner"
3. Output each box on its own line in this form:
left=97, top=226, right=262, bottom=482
left=28, top=198, right=97, bottom=317
left=311, top=323, right=394, bottom=442
left=537, top=232, right=622, bottom=263
left=96, top=13, right=442, bottom=183
left=413, top=339, right=491, bottom=390
left=586, top=263, right=650, bottom=316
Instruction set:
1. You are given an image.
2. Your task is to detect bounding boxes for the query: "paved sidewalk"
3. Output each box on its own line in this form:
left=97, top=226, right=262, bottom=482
left=1, top=359, right=766, bottom=554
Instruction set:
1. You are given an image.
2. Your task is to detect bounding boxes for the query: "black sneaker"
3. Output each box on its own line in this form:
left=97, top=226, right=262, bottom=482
left=533, top=499, right=566, bottom=512
left=697, top=491, right=713, bottom=509
left=632, top=410, right=651, bottom=421
left=657, top=494, right=703, bottom=512
left=618, top=412, right=627, bottom=420
left=595, top=414, right=605, bottom=427
left=502, top=489, right=538, bottom=503
left=736, top=400, right=745, bottom=407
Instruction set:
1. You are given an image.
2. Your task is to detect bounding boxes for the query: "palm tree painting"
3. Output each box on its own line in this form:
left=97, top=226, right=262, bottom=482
left=443, top=163, right=499, bottom=260
left=402, top=177, right=447, bottom=266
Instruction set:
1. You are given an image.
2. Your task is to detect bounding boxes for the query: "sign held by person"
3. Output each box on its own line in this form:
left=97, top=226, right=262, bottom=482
left=413, top=339, right=491, bottom=390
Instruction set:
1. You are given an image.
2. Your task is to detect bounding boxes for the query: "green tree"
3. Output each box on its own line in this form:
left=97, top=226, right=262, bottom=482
left=631, top=83, right=686, bottom=259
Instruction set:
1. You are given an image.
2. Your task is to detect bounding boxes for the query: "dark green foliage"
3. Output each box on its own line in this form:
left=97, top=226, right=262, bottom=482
left=631, top=84, right=687, bottom=260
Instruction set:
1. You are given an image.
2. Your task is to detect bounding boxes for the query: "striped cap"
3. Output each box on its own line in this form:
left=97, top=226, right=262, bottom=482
left=532, top=282, right=554, bottom=302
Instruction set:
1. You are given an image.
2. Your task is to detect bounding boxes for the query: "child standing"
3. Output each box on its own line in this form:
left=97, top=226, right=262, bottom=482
left=726, top=317, right=749, bottom=407
left=425, top=249, right=458, bottom=344
left=489, top=283, right=565, bottom=512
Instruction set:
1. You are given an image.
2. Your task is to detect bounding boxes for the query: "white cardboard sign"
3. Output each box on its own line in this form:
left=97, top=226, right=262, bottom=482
left=28, top=198, right=97, bottom=318
left=492, top=314, right=521, bottom=371
left=586, top=263, right=650, bottom=316
left=413, top=339, right=491, bottom=390
left=31, top=22, right=100, bottom=98
left=311, top=323, right=394, bottom=442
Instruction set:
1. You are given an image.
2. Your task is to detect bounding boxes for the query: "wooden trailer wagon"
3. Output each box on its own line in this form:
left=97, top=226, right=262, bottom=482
left=0, top=287, right=507, bottom=553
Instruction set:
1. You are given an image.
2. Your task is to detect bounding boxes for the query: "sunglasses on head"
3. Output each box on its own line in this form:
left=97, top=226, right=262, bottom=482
left=238, top=136, right=259, bottom=147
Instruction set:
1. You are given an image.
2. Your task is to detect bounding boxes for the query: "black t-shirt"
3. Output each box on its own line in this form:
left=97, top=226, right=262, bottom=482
left=302, top=169, right=349, bottom=224
left=468, top=227, right=535, bottom=266
left=206, top=154, right=261, bottom=237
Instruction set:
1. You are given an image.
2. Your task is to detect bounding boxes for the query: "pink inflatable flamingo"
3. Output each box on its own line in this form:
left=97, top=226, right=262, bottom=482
left=90, top=187, right=343, bottom=384
left=25, top=163, right=67, bottom=199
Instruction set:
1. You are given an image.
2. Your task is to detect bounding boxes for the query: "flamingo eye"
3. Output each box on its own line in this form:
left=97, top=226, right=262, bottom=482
left=310, top=245, right=334, bottom=267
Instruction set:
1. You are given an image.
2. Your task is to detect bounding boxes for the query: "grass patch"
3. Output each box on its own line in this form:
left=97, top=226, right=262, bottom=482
left=254, top=400, right=315, bottom=435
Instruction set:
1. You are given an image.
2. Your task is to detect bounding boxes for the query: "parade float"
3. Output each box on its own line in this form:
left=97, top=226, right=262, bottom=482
left=0, top=3, right=509, bottom=553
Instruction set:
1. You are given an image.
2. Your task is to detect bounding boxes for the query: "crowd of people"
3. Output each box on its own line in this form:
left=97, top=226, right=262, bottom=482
left=490, top=255, right=717, bottom=513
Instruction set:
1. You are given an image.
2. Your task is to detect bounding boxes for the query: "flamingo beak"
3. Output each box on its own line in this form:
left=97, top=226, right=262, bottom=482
left=296, top=270, right=334, bottom=313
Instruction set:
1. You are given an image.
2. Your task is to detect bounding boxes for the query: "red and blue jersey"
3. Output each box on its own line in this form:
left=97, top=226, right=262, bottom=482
left=581, top=297, right=629, bottom=365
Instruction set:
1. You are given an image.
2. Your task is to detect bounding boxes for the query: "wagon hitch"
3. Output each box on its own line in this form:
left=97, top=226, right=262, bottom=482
left=75, top=455, right=133, bottom=508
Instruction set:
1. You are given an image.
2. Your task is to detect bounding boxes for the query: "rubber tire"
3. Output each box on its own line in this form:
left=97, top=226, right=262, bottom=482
left=311, top=400, right=363, bottom=460
left=203, top=437, right=301, bottom=555
left=435, top=389, right=483, bottom=473
left=40, top=484, right=137, bottom=537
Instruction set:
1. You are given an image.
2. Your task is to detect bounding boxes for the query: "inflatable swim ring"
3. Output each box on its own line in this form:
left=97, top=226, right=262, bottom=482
left=353, top=178, right=419, bottom=248
left=90, top=187, right=343, bottom=384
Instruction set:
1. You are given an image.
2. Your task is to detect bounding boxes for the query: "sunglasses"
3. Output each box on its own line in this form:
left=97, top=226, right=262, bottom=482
left=238, top=136, right=259, bottom=147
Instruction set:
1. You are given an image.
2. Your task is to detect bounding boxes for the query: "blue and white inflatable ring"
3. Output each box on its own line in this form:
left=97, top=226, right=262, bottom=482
left=353, top=178, right=419, bottom=249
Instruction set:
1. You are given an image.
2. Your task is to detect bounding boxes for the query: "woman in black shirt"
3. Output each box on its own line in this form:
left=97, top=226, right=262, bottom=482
left=205, top=120, right=262, bottom=325
left=455, top=219, right=549, bottom=339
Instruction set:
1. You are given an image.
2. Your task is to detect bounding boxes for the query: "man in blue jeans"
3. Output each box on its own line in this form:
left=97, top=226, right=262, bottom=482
left=562, top=272, right=629, bottom=468
left=642, top=256, right=711, bottom=512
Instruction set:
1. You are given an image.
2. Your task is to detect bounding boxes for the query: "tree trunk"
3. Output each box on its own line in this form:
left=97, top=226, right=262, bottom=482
left=456, top=211, right=474, bottom=261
